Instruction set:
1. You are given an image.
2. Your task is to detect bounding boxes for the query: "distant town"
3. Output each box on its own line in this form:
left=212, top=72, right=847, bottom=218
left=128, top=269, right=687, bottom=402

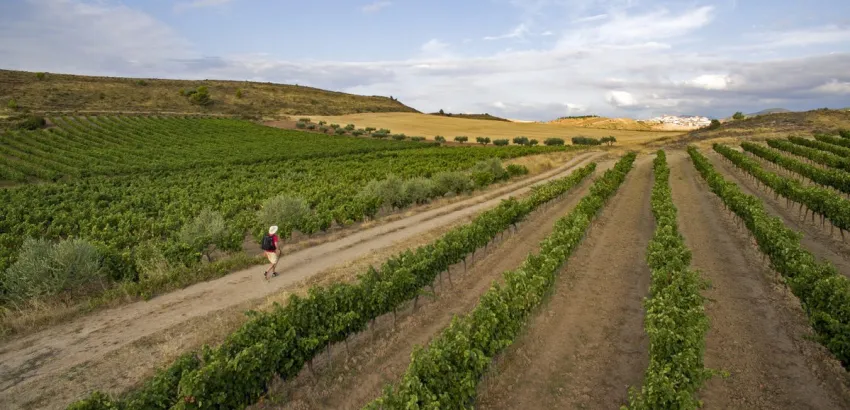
left=644, top=114, right=712, bottom=128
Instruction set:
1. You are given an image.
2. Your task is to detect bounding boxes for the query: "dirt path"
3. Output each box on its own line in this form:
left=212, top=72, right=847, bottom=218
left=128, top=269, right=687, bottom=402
left=704, top=149, right=850, bottom=277
left=0, top=152, right=603, bottom=409
left=668, top=150, right=850, bottom=409
left=250, top=160, right=613, bottom=410
left=475, top=155, right=655, bottom=410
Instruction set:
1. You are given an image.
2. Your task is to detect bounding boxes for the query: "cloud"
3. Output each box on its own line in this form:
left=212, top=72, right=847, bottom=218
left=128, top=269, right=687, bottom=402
left=484, top=24, right=530, bottom=40
left=572, top=14, right=608, bottom=24
left=606, top=91, right=638, bottom=108
left=813, top=80, right=850, bottom=95
left=687, top=74, right=731, bottom=90
left=362, top=1, right=391, bottom=13
left=174, top=0, right=235, bottom=12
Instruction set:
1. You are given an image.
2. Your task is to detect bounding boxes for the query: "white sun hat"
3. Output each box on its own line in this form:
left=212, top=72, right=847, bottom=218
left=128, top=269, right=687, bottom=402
left=269, top=225, right=279, bottom=235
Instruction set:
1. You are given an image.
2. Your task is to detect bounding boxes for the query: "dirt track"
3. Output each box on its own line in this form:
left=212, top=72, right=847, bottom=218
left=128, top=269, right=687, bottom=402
left=0, top=152, right=603, bottom=409
left=669, top=150, right=850, bottom=409
left=252, top=161, right=612, bottom=410
left=475, top=154, right=654, bottom=409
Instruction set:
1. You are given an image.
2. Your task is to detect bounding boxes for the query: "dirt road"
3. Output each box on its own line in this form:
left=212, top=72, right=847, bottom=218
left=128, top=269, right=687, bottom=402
left=251, top=160, right=613, bottom=410
left=704, top=149, right=850, bottom=277
left=0, top=152, right=603, bottom=409
left=475, top=155, right=655, bottom=409
left=668, top=150, right=850, bottom=409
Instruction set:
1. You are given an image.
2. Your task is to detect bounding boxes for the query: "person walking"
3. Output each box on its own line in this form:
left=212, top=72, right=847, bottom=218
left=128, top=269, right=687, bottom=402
left=261, top=225, right=281, bottom=280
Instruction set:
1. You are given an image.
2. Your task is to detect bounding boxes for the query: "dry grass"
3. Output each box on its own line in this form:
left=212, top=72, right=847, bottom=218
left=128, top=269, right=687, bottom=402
left=302, top=112, right=683, bottom=147
left=0, top=69, right=418, bottom=117
left=683, top=109, right=850, bottom=144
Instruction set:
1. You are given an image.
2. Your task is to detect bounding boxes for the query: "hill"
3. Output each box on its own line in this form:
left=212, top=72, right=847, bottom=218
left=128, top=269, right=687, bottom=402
left=429, top=111, right=511, bottom=122
left=547, top=116, right=657, bottom=131
left=746, top=108, right=792, bottom=116
left=683, top=108, right=850, bottom=143
left=0, top=69, right=419, bottom=117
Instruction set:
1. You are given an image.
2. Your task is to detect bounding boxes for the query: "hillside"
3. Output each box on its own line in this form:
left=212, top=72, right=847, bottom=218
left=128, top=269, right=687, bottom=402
left=683, top=108, right=850, bottom=143
left=0, top=69, right=419, bottom=117
left=429, top=112, right=511, bottom=122
left=548, top=116, right=657, bottom=131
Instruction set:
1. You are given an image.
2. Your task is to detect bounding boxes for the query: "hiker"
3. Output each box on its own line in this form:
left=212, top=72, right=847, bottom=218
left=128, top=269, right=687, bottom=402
left=261, top=225, right=281, bottom=279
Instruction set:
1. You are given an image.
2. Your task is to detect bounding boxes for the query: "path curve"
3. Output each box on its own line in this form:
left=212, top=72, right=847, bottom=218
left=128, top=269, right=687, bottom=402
left=0, top=151, right=603, bottom=405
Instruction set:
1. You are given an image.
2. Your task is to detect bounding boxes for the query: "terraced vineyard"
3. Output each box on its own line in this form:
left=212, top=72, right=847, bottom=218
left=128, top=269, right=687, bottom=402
left=4, top=119, right=850, bottom=410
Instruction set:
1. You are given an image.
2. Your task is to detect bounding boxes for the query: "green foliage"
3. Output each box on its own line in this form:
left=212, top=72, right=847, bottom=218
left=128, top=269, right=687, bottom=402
left=512, top=136, right=529, bottom=146
left=178, top=208, right=229, bottom=261
left=256, top=195, right=312, bottom=239
left=295, top=121, right=307, bottom=129
left=743, top=141, right=850, bottom=195
left=814, top=133, right=850, bottom=149
left=492, top=139, right=509, bottom=146
left=71, top=163, right=598, bottom=410
left=7, top=98, right=18, bottom=110
left=318, top=125, right=329, bottom=133
left=839, top=129, right=850, bottom=139
left=434, top=136, right=446, bottom=143
left=372, top=128, right=390, bottom=138
left=402, top=177, right=437, bottom=205
left=707, top=119, right=721, bottom=130
left=365, top=154, right=636, bottom=409
left=344, top=123, right=356, bottom=131
left=235, top=89, right=243, bottom=99
left=454, top=136, right=468, bottom=143
left=570, top=136, right=599, bottom=145
left=787, top=136, right=850, bottom=158
left=411, top=136, right=426, bottom=142
left=432, top=171, right=472, bottom=196
left=306, top=123, right=317, bottom=130
left=12, top=114, right=46, bottom=130
left=187, top=86, right=211, bottom=106
left=35, top=72, right=46, bottom=80
left=392, top=134, right=407, bottom=141
left=476, top=136, right=491, bottom=145
left=770, top=138, right=850, bottom=172
left=506, top=164, right=528, bottom=177
left=689, top=146, right=850, bottom=370
left=352, top=129, right=364, bottom=136
left=624, top=150, right=711, bottom=409
left=1, top=237, right=106, bottom=305
left=714, top=143, right=850, bottom=231
left=529, top=139, right=539, bottom=146
left=359, top=174, right=406, bottom=209
left=335, top=127, right=346, bottom=135
left=732, top=111, right=745, bottom=120
left=298, top=118, right=311, bottom=123
left=601, top=136, right=617, bottom=146
left=66, top=391, right=118, bottom=410
left=556, top=114, right=599, bottom=120
left=330, top=123, right=340, bottom=129
left=318, top=120, right=328, bottom=126
left=546, top=137, right=566, bottom=146
left=135, top=80, right=148, bottom=86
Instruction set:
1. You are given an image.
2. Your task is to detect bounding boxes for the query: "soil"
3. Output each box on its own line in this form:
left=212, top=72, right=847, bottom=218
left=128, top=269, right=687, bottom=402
left=668, top=149, right=850, bottom=409
left=704, top=149, right=850, bottom=277
left=0, top=152, right=603, bottom=409
left=475, top=154, right=656, bottom=409
left=249, top=160, right=614, bottom=410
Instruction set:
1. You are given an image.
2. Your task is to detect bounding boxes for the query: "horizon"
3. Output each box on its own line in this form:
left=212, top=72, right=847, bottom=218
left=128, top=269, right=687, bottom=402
left=1, top=0, right=849, bottom=121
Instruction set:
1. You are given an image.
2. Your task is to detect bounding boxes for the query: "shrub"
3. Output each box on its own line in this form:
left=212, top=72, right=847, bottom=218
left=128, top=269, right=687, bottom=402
left=14, top=114, right=46, bottom=130
left=352, top=129, right=365, bottom=136
left=330, top=123, right=340, bottom=129
left=236, top=89, right=243, bottom=98
left=188, top=86, right=211, bottom=106
left=506, top=164, right=529, bottom=177
left=512, top=136, right=529, bottom=146
left=454, top=136, right=468, bottom=143
left=7, top=98, right=18, bottom=110
left=732, top=111, right=745, bottom=120
left=318, top=126, right=329, bottom=133
left=569, top=137, right=598, bottom=146
left=392, top=134, right=407, bottom=141
left=601, top=136, right=617, bottom=146
left=493, top=139, right=509, bottom=146
left=434, top=136, right=446, bottom=143
left=344, top=124, right=356, bottom=131
left=179, top=208, right=229, bottom=261
left=529, top=139, right=539, bottom=146
left=360, top=174, right=406, bottom=209
left=545, top=137, right=566, bottom=146
left=433, top=171, right=472, bottom=196
left=99, top=92, right=106, bottom=100
left=707, top=119, right=721, bottom=130
left=35, top=72, right=46, bottom=80
left=135, top=80, right=148, bottom=86
left=335, top=128, right=346, bottom=135
left=295, top=121, right=307, bottom=129
left=133, top=241, right=171, bottom=283
left=476, top=136, right=491, bottom=145
left=256, top=195, right=312, bottom=238
left=299, top=118, right=312, bottom=123
left=318, top=120, right=327, bottom=126
left=471, top=158, right=508, bottom=181
left=411, top=136, right=426, bottom=142
left=365, top=127, right=377, bottom=132
left=307, top=123, right=317, bottom=130
left=403, top=177, right=436, bottom=205
left=1, top=237, right=106, bottom=304
left=839, top=129, right=849, bottom=139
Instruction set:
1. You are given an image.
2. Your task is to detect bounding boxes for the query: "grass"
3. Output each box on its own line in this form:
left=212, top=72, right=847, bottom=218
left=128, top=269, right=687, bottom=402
left=0, top=69, right=419, bottom=117
left=298, top=112, right=684, bottom=147
left=428, top=112, right=511, bottom=122
left=683, top=108, right=850, bottom=143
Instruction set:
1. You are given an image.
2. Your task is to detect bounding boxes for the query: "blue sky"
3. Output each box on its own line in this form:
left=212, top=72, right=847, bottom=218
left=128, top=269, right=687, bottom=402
left=1, top=0, right=849, bottom=120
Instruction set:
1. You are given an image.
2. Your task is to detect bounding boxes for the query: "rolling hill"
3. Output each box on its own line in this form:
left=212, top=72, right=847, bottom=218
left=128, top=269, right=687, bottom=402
left=0, top=69, right=419, bottom=117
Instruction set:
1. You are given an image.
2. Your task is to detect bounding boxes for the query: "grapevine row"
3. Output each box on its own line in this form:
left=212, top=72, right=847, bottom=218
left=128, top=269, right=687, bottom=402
left=67, top=162, right=599, bottom=410
left=741, top=141, right=850, bottom=195
left=816, top=134, right=850, bottom=149
left=688, top=146, right=850, bottom=369
left=788, top=136, right=850, bottom=158
left=624, top=150, right=710, bottom=409
left=364, top=153, right=637, bottom=409
left=714, top=143, right=850, bottom=233
left=766, top=138, right=850, bottom=172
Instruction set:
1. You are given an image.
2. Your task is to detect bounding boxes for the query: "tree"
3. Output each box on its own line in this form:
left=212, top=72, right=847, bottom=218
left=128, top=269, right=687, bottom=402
left=512, top=136, right=529, bottom=146
left=434, top=136, right=446, bottom=143
left=189, top=86, right=211, bottom=106
left=529, top=139, right=539, bottom=146
left=601, top=136, right=617, bottom=146
left=476, top=136, right=491, bottom=145
left=35, top=72, right=46, bottom=80
left=7, top=98, right=18, bottom=110
left=732, top=111, right=745, bottom=120
left=179, top=208, right=228, bottom=261
left=439, top=109, right=445, bottom=115
left=707, top=119, right=722, bottom=130
left=454, top=136, right=468, bottom=143
left=545, top=137, right=565, bottom=146
left=493, top=139, right=509, bottom=146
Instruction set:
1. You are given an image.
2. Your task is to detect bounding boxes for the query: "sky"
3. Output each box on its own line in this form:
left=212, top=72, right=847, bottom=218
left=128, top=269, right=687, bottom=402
left=1, top=0, right=849, bottom=120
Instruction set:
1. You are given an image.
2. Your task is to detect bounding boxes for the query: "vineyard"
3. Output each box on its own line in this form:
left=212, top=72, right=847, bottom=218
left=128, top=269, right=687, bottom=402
left=4, top=118, right=850, bottom=410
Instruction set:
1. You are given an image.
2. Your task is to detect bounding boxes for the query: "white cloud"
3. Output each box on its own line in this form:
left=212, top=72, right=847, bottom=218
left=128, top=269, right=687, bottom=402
left=688, top=74, right=731, bottom=90
left=813, top=80, right=850, bottom=95
left=572, top=14, right=608, bottom=23
left=174, top=0, right=235, bottom=12
left=606, top=90, right=638, bottom=108
left=362, top=1, right=392, bottom=13
left=484, top=24, right=530, bottom=41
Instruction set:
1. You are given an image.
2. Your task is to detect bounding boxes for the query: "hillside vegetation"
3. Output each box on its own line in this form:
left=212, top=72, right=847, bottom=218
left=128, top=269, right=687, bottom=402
left=0, top=69, right=419, bottom=117
left=429, top=111, right=511, bottom=122
left=684, top=108, right=850, bottom=143
left=548, top=115, right=658, bottom=131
